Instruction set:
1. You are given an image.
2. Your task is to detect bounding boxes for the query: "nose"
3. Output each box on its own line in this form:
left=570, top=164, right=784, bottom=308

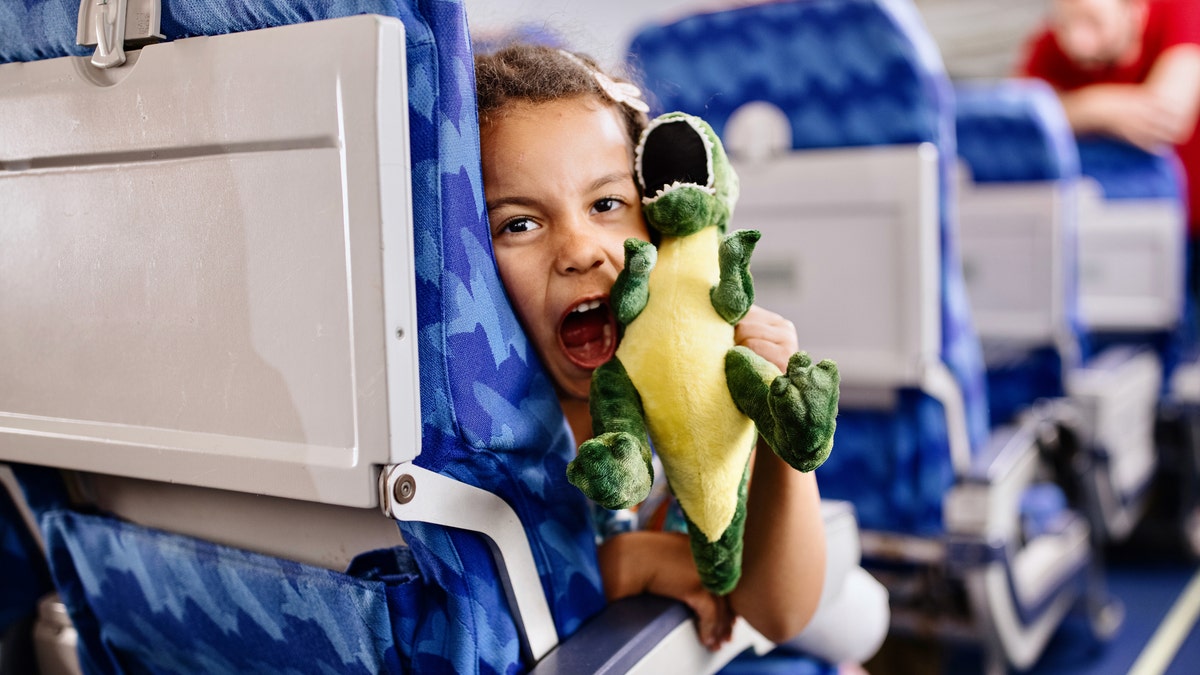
left=555, top=218, right=606, bottom=275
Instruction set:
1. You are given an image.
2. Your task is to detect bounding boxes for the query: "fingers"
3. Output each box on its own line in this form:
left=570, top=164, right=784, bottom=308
left=684, top=590, right=736, bottom=651
left=735, top=305, right=799, bottom=372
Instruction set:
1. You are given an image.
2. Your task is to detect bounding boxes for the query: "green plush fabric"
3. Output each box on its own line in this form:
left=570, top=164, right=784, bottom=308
left=611, top=239, right=656, bottom=327
left=711, top=229, right=760, bottom=324
left=684, top=464, right=750, bottom=595
left=726, top=348, right=839, bottom=472
left=568, top=358, right=654, bottom=510
left=568, top=112, right=839, bottom=595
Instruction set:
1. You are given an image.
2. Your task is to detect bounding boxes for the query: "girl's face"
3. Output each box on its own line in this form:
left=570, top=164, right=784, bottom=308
left=482, top=96, right=649, bottom=400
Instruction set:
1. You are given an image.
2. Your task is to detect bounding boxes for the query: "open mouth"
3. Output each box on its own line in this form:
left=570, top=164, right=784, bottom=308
left=558, top=298, right=617, bottom=370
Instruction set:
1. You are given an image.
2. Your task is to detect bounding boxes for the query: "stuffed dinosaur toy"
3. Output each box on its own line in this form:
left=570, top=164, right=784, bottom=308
left=566, top=112, right=840, bottom=595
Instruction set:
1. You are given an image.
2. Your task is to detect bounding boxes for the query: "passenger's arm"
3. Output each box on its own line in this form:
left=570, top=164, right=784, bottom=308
left=1058, top=44, right=1200, bottom=150
left=729, top=305, right=827, bottom=643
left=597, top=530, right=735, bottom=649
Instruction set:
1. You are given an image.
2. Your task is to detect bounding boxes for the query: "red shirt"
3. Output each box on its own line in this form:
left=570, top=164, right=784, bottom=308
left=1019, top=0, right=1200, bottom=232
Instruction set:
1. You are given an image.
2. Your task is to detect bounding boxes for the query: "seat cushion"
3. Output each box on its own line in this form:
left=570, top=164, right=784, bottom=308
left=985, top=345, right=1065, bottom=427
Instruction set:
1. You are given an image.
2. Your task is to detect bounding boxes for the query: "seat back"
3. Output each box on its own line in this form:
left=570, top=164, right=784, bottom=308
left=954, top=79, right=1085, bottom=424
left=629, top=0, right=989, bottom=534
left=1075, top=138, right=1188, bottom=334
left=1, top=1, right=604, bottom=672
left=955, top=78, right=1082, bottom=346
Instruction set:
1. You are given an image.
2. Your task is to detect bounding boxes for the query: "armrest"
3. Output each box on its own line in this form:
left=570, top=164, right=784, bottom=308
left=943, top=415, right=1044, bottom=541
left=530, top=596, right=772, bottom=675
left=786, top=501, right=889, bottom=665
left=537, top=501, right=865, bottom=673
left=529, top=595, right=687, bottom=674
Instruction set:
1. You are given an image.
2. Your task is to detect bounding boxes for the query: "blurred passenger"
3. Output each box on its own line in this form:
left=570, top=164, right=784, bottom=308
left=1019, top=0, right=1200, bottom=297
left=474, top=43, right=829, bottom=654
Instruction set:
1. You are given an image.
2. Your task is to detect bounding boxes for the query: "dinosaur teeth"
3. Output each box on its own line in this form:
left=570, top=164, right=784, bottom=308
left=643, top=181, right=717, bottom=205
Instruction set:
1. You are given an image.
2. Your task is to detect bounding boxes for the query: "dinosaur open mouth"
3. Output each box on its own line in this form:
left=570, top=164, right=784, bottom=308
left=559, top=298, right=617, bottom=370
left=639, top=117, right=714, bottom=200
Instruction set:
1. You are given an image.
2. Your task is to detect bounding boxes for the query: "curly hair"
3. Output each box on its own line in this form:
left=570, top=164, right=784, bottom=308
left=474, top=43, right=650, bottom=151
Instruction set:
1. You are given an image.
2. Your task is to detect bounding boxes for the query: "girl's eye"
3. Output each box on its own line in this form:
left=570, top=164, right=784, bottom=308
left=502, top=217, right=541, bottom=235
left=592, top=197, right=623, bottom=214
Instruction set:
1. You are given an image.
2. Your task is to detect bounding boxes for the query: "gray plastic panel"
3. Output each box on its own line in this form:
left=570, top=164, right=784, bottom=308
left=735, top=144, right=941, bottom=392
left=0, top=15, right=418, bottom=508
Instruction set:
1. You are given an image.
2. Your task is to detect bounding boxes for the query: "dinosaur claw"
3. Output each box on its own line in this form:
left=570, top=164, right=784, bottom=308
left=568, top=432, right=652, bottom=510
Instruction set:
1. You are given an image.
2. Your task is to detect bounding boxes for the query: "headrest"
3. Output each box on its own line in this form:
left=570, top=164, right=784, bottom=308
left=1, top=0, right=403, bottom=64
left=955, top=79, right=1081, bottom=183
left=628, top=0, right=952, bottom=152
left=1076, top=137, right=1186, bottom=201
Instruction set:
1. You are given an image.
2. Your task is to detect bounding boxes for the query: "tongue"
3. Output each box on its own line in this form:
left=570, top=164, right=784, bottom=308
left=561, top=308, right=611, bottom=365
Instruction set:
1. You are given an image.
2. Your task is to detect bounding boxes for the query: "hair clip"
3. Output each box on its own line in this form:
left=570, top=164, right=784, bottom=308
left=559, top=49, right=651, bottom=114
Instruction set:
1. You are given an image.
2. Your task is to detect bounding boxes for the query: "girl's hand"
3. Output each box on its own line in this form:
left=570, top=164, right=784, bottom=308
left=735, top=304, right=799, bottom=373
left=598, top=531, right=736, bottom=650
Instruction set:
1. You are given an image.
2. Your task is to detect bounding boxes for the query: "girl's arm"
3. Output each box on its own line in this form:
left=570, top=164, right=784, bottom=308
left=597, top=530, right=735, bottom=649
left=729, top=305, right=827, bottom=642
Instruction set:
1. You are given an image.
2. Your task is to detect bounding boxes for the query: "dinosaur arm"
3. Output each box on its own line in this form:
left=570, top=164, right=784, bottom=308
left=567, top=358, right=654, bottom=509
left=611, top=238, right=657, bottom=326
left=711, top=229, right=761, bottom=324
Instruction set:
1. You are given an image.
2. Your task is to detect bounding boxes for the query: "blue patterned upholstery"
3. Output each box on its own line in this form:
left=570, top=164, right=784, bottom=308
left=1077, top=137, right=1185, bottom=201
left=954, top=80, right=1087, bottom=425
left=0, top=482, right=51, bottom=634
left=630, top=0, right=989, bottom=535
left=472, top=23, right=566, bottom=55
left=985, top=346, right=1066, bottom=427
left=955, top=79, right=1080, bottom=183
left=5, top=1, right=604, bottom=672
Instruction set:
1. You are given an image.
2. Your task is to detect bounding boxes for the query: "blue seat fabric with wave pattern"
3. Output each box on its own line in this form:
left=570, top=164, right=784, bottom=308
left=5, top=1, right=604, bottom=673
left=630, top=0, right=989, bottom=535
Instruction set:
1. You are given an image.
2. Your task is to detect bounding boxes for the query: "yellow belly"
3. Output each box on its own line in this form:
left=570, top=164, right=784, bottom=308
left=617, top=228, right=757, bottom=542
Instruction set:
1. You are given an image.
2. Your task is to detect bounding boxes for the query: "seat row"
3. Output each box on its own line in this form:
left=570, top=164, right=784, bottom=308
left=626, top=0, right=1192, bottom=672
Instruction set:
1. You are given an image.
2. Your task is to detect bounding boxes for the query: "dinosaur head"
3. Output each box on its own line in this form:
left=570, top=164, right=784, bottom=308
left=636, top=112, right=740, bottom=238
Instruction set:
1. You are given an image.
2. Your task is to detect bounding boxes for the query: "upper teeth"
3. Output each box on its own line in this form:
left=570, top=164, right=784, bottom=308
left=572, top=300, right=602, bottom=313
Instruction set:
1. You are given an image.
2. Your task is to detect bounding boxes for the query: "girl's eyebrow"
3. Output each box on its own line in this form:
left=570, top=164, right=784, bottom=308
left=486, top=172, right=635, bottom=213
left=588, top=172, right=635, bottom=193
left=486, top=195, right=539, bottom=213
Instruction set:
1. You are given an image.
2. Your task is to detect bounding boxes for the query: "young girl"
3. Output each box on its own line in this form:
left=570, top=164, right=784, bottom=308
left=474, top=44, right=827, bottom=650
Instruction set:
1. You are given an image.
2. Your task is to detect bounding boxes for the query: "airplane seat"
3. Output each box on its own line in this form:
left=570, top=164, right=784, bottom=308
left=954, top=78, right=1085, bottom=428
left=629, top=1, right=1110, bottom=670
left=1074, top=137, right=1189, bottom=382
left=0, top=0, right=779, bottom=672
left=1075, top=138, right=1188, bottom=542
left=631, top=0, right=988, bottom=541
left=953, top=80, right=1161, bottom=545
left=471, top=23, right=567, bottom=54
